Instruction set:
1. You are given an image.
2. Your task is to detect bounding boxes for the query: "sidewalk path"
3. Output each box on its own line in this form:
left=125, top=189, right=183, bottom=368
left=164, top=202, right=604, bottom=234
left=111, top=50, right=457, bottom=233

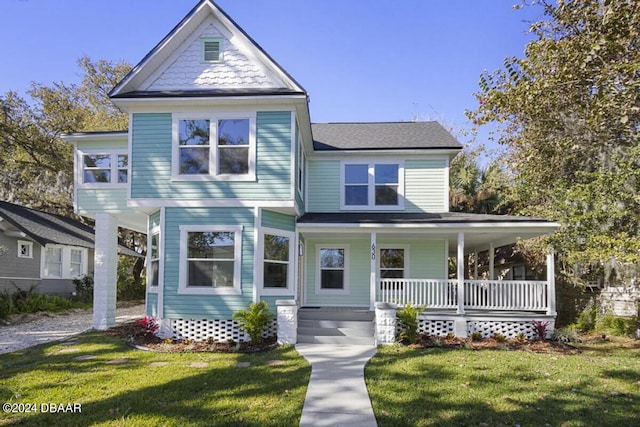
left=0, top=304, right=144, bottom=354
left=296, top=344, right=378, bottom=427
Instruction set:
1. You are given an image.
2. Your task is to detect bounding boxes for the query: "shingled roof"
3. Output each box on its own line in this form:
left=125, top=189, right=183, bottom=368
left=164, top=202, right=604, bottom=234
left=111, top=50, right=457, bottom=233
left=311, top=121, right=463, bottom=151
left=0, top=201, right=139, bottom=257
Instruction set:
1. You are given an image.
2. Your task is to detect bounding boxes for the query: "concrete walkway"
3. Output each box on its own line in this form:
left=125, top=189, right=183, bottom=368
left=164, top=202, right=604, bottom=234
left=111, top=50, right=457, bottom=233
left=296, top=344, right=378, bottom=427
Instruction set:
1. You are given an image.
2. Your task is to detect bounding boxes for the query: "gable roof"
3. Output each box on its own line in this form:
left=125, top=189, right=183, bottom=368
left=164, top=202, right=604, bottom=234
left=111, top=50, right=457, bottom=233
left=0, top=201, right=139, bottom=257
left=109, top=0, right=306, bottom=99
left=311, top=122, right=463, bottom=151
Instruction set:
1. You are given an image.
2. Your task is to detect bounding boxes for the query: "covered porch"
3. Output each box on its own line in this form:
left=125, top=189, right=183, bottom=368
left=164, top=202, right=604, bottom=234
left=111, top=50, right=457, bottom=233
left=295, top=212, right=560, bottom=340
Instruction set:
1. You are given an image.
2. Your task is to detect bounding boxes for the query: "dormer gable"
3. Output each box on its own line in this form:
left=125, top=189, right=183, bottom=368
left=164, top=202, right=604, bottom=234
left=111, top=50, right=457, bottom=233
left=109, top=0, right=306, bottom=99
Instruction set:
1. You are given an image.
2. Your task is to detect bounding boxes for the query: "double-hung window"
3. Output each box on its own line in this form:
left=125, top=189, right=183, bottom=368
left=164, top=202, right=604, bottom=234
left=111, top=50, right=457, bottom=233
left=261, top=228, right=295, bottom=294
left=81, top=152, right=129, bottom=185
left=42, top=246, right=87, bottom=279
left=379, top=248, right=407, bottom=279
left=173, top=114, right=256, bottom=180
left=316, top=245, right=349, bottom=294
left=341, top=161, right=404, bottom=209
left=178, top=225, right=242, bottom=295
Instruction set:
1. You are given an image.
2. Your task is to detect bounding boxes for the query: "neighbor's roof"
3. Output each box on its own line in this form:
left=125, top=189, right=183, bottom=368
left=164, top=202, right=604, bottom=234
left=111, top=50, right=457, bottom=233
left=0, top=201, right=140, bottom=257
left=311, top=121, right=463, bottom=151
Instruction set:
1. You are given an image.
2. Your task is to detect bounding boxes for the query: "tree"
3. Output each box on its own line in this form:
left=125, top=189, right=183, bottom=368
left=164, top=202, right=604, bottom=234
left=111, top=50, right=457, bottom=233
left=469, top=0, right=640, bottom=280
left=0, top=56, right=131, bottom=215
left=449, top=149, right=512, bottom=214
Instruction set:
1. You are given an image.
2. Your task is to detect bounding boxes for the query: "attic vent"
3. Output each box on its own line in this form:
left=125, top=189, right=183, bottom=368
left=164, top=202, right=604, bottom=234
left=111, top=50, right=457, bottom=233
left=202, top=38, right=222, bottom=62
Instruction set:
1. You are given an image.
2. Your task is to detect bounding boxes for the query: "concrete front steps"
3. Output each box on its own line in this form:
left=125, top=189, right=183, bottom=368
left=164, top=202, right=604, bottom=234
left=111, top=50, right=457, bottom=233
left=297, top=307, right=375, bottom=345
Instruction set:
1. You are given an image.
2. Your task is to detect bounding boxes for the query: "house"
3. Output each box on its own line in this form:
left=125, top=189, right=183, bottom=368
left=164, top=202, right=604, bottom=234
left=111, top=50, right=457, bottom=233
left=63, top=0, right=560, bottom=342
left=0, top=201, right=138, bottom=296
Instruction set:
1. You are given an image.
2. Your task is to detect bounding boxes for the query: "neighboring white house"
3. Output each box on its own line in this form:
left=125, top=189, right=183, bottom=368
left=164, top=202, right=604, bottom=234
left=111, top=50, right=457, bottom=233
left=63, top=0, right=560, bottom=343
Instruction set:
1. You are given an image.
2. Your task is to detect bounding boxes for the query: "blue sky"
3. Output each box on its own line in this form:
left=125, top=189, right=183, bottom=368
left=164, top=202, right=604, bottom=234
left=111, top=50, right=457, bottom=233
left=0, top=0, right=542, bottom=147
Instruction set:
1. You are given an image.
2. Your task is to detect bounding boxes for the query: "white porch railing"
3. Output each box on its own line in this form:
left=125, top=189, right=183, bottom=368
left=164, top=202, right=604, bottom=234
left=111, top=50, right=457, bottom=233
left=464, top=280, right=548, bottom=311
left=378, top=279, right=549, bottom=312
left=378, top=279, right=458, bottom=309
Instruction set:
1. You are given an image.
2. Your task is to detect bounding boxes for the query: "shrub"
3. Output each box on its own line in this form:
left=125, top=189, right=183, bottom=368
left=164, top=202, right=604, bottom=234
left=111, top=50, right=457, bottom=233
left=73, top=275, right=94, bottom=303
left=553, top=326, right=582, bottom=343
left=595, top=311, right=637, bottom=337
left=396, top=302, right=424, bottom=344
left=492, top=333, right=506, bottom=343
left=532, top=320, right=550, bottom=341
left=135, top=316, right=160, bottom=336
left=470, top=331, right=483, bottom=341
left=232, top=301, right=273, bottom=344
left=575, top=302, right=598, bottom=332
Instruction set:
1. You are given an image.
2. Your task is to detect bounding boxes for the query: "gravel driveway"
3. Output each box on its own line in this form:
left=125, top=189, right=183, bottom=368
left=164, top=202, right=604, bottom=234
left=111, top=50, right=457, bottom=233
left=0, top=304, right=145, bottom=354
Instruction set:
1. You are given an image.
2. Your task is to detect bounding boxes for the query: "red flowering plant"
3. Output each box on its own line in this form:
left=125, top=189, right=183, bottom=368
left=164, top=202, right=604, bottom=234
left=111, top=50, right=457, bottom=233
left=135, top=316, right=160, bottom=337
left=532, top=320, right=550, bottom=341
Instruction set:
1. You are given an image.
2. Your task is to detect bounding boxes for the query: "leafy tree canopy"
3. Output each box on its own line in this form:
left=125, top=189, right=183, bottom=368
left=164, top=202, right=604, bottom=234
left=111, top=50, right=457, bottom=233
left=0, top=56, right=131, bottom=215
left=469, top=0, right=640, bottom=268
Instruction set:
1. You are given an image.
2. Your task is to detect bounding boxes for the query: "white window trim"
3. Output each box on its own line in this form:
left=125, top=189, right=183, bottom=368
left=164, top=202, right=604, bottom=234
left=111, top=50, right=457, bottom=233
left=297, top=132, right=305, bottom=198
left=377, top=244, right=410, bottom=279
left=17, top=240, right=33, bottom=259
left=259, top=227, right=295, bottom=296
left=315, top=244, right=350, bottom=295
left=147, top=225, right=161, bottom=293
left=177, top=225, right=243, bottom=295
left=171, top=113, right=257, bottom=182
left=340, top=160, right=405, bottom=210
left=201, top=37, right=224, bottom=63
left=77, top=149, right=128, bottom=188
left=41, top=245, right=88, bottom=279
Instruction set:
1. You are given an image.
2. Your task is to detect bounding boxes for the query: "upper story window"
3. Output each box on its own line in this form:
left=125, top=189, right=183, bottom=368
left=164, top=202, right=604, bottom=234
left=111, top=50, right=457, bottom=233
left=201, top=37, right=223, bottom=62
left=172, top=114, right=256, bottom=181
left=81, top=152, right=128, bottom=186
left=341, top=161, right=404, bottom=210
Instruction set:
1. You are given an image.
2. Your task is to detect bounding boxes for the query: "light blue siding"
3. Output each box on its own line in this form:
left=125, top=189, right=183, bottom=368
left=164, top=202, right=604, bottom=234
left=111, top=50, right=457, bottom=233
left=306, top=159, right=340, bottom=212
left=77, top=189, right=130, bottom=214
left=303, top=237, right=370, bottom=306
left=404, top=159, right=448, bottom=212
left=147, top=293, right=158, bottom=317
left=161, top=207, right=255, bottom=319
left=306, top=158, right=448, bottom=213
left=301, top=237, right=447, bottom=306
left=130, top=111, right=292, bottom=201
left=261, top=210, right=295, bottom=232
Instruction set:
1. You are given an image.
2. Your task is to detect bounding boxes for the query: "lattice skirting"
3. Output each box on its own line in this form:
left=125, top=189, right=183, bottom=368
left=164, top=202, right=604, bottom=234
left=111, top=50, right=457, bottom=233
left=467, top=320, right=549, bottom=340
left=414, top=319, right=456, bottom=336
left=160, top=318, right=277, bottom=342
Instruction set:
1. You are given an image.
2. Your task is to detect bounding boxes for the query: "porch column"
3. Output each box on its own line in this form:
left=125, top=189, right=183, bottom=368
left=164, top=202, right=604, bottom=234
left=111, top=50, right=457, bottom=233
left=93, top=213, right=118, bottom=330
left=546, top=252, right=557, bottom=316
left=456, top=232, right=465, bottom=315
left=370, top=232, right=377, bottom=310
left=489, top=242, right=495, bottom=280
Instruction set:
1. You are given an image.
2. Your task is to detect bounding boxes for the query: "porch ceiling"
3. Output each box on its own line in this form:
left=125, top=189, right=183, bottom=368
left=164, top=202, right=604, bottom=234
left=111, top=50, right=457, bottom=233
left=297, top=212, right=560, bottom=255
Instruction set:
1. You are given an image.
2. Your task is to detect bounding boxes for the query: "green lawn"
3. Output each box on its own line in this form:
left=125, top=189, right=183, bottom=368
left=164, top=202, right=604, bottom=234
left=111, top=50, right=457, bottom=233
left=366, top=338, right=640, bottom=426
left=3, top=331, right=639, bottom=427
left=0, top=331, right=310, bottom=426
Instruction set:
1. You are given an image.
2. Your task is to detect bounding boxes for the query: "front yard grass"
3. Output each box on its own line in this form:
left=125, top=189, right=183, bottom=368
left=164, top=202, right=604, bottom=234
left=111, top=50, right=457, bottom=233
left=0, top=331, right=310, bottom=426
left=366, top=337, right=640, bottom=426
